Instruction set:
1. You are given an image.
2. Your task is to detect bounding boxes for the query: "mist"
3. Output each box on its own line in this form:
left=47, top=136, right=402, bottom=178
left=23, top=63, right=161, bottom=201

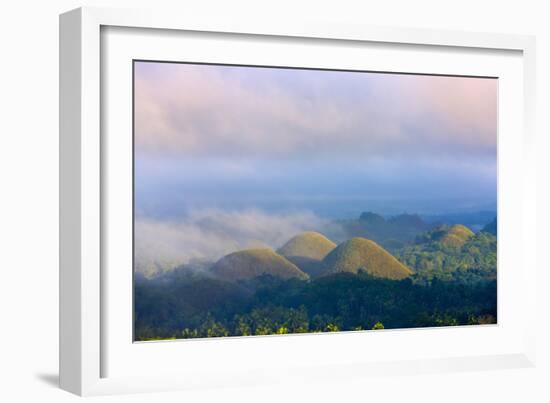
left=134, top=209, right=343, bottom=277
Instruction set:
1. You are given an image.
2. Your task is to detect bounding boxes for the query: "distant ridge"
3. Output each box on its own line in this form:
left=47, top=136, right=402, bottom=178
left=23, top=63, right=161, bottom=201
left=482, top=218, right=497, bottom=235
left=322, top=237, right=412, bottom=280
left=341, top=212, right=431, bottom=252
left=210, top=248, right=309, bottom=282
left=359, top=212, right=386, bottom=225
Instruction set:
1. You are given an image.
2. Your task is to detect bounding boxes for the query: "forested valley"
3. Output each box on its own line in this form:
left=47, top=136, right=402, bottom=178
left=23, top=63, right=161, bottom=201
left=135, top=212, right=497, bottom=340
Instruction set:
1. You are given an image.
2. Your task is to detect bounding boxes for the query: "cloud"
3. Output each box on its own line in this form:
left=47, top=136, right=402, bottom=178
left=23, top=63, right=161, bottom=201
left=134, top=209, right=340, bottom=277
left=134, top=62, right=497, bottom=161
left=132, top=62, right=497, bottom=227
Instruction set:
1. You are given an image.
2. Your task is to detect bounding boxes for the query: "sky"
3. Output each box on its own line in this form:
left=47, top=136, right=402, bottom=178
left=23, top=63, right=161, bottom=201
left=133, top=61, right=497, bottom=272
left=134, top=61, right=497, bottom=218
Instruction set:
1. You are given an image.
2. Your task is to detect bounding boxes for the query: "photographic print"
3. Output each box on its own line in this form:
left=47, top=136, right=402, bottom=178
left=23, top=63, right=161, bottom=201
left=133, top=61, right=497, bottom=341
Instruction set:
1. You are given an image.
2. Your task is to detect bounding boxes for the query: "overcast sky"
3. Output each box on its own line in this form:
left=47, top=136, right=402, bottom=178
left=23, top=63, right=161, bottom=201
left=134, top=61, right=497, bottom=218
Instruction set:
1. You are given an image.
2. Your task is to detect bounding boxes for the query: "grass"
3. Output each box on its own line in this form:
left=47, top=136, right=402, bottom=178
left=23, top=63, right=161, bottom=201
left=277, top=231, right=337, bottom=260
left=441, top=224, right=474, bottom=247
left=322, top=237, right=413, bottom=280
left=211, top=248, right=309, bottom=281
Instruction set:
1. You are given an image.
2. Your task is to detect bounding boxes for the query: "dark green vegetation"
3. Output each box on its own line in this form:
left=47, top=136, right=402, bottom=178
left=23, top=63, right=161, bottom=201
left=134, top=213, right=497, bottom=341
left=398, top=224, right=497, bottom=285
left=135, top=271, right=496, bottom=340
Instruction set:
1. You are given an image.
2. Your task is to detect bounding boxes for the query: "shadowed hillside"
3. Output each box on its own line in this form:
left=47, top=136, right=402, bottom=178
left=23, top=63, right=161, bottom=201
left=277, top=231, right=337, bottom=277
left=482, top=218, right=497, bottom=235
left=278, top=231, right=336, bottom=260
left=210, top=248, right=309, bottom=282
left=322, top=237, right=412, bottom=279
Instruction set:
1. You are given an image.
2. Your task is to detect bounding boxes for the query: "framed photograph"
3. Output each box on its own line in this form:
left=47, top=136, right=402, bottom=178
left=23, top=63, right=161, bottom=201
left=60, top=7, right=537, bottom=396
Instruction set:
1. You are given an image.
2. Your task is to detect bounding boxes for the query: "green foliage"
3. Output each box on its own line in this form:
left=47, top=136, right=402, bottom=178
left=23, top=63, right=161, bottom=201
left=440, top=225, right=474, bottom=247
left=234, top=316, right=252, bottom=336
left=398, top=231, right=497, bottom=285
left=135, top=271, right=496, bottom=340
left=181, top=328, right=200, bottom=339
left=276, top=326, right=289, bottom=334
left=204, top=318, right=229, bottom=338
left=372, top=322, right=385, bottom=330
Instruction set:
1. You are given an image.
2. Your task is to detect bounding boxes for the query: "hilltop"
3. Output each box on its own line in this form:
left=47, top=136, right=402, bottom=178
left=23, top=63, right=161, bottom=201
left=440, top=224, right=475, bottom=247
left=278, top=231, right=337, bottom=260
left=277, top=232, right=337, bottom=277
left=322, top=237, right=412, bottom=280
left=415, top=223, right=474, bottom=247
left=210, top=248, right=309, bottom=282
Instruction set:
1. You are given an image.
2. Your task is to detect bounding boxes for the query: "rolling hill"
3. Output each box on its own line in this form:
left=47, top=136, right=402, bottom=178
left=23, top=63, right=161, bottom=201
left=278, top=231, right=337, bottom=260
left=277, top=232, right=337, bottom=277
left=210, top=248, right=309, bottom=282
left=440, top=224, right=474, bottom=247
left=322, top=237, right=412, bottom=280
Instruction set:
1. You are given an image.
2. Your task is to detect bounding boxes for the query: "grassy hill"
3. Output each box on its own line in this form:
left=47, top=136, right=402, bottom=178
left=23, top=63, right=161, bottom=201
left=415, top=224, right=474, bottom=246
left=210, top=248, right=309, bottom=282
left=278, top=231, right=336, bottom=260
left=322, top=237, right=412, bottom=280
left=440, top=224, right=475, bottom=247
left=277, top=232, right=337, bottom=277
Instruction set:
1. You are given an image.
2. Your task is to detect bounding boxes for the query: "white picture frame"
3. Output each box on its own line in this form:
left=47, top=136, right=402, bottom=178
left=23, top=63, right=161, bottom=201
left=59, top=6, right=537, bottom=396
